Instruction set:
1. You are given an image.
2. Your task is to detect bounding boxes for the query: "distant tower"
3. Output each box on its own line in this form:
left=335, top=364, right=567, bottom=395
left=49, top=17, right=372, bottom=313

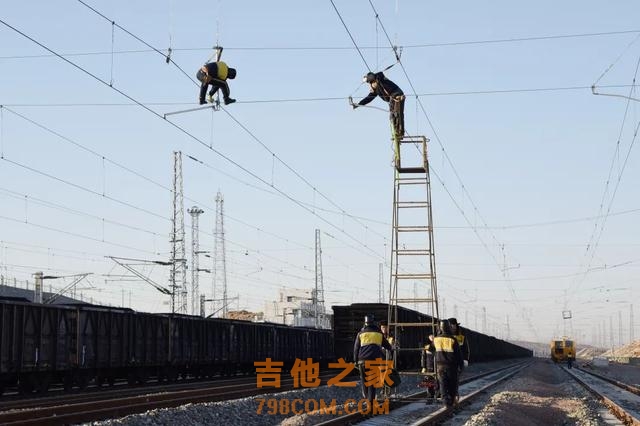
left=482, top=307, right=487, bottom=334
left=631, top=304, right=635, bottom=343
left=170, top=151, right=187, bottom=314
left=212, top=191, right=228, bottom=318
left=314, top=229, right=326, bottom=328
left=378, top=263, right=383, bottom=303
left=506, top=315, right=510, bottom=340
left=618, top=310, right=623, bottom=347
left=188, top=206, right=204, bottom=315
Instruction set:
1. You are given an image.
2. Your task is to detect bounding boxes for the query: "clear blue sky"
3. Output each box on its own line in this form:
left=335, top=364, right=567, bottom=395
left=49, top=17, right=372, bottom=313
left=1, top=1, right=639, bottom=345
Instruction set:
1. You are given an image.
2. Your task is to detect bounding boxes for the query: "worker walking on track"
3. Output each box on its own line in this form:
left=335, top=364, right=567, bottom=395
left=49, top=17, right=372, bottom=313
left=433, top=320, right=464, bottom=408
left=354, top=314, right=393, bottom=405
left=196, top=61, right=237, bottom=105
left=352, top=71, right=405, bottom=139
left=448, top=318, right=470, bottom=364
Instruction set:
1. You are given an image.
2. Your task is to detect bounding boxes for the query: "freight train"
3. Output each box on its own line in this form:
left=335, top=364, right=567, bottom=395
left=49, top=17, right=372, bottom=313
left=0, top=300, right=333, bottom=395
left=1, top=299, right=532, bottom=396
left=333, top=303, right=533, bottom=369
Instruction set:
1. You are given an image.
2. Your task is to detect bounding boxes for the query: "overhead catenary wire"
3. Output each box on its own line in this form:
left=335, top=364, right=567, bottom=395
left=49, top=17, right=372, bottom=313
left=3, top=84, right=639, bottom=108
left=0, top=16, right=393, bottom=268
left=2, top=106, right=379, bottom=283
left=329, top=0, right=371, bottom=71
left=75, top=0, right=199, bottom=87
left=2, top=28, right=640, bottom=59
left=363, top=1, right=539, bottom=340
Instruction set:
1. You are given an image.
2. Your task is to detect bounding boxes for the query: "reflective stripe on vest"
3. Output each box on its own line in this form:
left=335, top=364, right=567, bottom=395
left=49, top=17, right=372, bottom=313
left=359, top=331, right=383, bottom=346
left=433, top=336, right=455, bottom=352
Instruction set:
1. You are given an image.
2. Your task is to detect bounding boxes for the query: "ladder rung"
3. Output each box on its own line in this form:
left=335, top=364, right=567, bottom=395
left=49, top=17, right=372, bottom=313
left=397, top=226, right=431, bottom=232
left=391, top=298, right=435, bottom=303
left=394, top=274, right=433, bottom=279
left=390, top=322, right=436, bottom=327
left=397, top=167, right=426, bottom=174
left=395, top=249, right=431, bottom=255
left=397, top=178, right=427, bottom=184
left=399, top=136, right=429, bottom=144
left=397, top=202, right=429, bottom=208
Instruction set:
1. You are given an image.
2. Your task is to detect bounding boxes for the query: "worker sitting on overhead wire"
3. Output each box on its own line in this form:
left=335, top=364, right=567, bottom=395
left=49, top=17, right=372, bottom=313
left=353, top=71, right=405, bottom=139
left=196, top=61, right=236, bottom=105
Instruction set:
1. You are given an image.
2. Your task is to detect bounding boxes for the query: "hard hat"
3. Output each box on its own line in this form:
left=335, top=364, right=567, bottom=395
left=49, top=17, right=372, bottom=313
left=227, top=68, right=237, bottom=79
left=364, top=314, right=375, bottom=325
left=448, top=318, right=459, bottom=326
left=364, top=72, right=376, bottom=84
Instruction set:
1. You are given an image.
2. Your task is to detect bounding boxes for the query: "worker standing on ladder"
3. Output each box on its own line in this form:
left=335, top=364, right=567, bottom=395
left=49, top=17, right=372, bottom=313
left=352, top=71, right=405, bottom=139
left=196, top=61, right=237, bottom=105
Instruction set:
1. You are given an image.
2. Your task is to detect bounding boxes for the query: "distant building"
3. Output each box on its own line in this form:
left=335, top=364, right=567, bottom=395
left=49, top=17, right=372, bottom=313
left=263, top=287, right=331, bottom=329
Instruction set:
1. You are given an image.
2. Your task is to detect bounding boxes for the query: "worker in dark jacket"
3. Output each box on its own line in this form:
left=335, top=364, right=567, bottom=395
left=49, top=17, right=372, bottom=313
left=354, top=314, right=393, bottom=404
left=353, top=71, right=405, bottom=138
left=433, top=320, right=464, bottom=407
left=196, top=61, right=236, bottom=105
left=448, top=318, right=470, bottom=364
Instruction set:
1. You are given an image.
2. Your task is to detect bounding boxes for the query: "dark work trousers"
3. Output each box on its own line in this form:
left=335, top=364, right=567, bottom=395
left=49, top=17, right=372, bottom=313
left=436, top=364, right=459, bottom=407
left=358, top=361, right=377, bottom=404
left=389, top=95, right=405, bottom=137
left=196, top=69, right=230, bottom=102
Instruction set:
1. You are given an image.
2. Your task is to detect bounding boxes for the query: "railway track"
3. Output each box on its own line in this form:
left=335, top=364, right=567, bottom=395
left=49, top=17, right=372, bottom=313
left=0, top=372, right=337, bottom=425
left=564, top=365, right=640, bottom=425
left=316, top=360, right=531, bottom=426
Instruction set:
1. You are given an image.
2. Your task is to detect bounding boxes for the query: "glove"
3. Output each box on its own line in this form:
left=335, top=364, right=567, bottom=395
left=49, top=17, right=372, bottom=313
left=421, top=368, right=427, bottom=374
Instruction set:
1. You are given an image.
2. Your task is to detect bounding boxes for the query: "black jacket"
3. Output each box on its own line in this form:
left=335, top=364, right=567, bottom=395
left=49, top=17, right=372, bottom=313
left=353, top=324, right=392, bottom=361
left=358, top=72, right=404, bottom=106
left=453, top=328, right=470, bottom=362
left=433, top=332, right=464, bottom=369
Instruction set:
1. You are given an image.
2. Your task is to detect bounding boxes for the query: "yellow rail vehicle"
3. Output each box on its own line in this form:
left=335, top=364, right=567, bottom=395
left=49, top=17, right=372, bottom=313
left=550, top=338, right=576, bottom=363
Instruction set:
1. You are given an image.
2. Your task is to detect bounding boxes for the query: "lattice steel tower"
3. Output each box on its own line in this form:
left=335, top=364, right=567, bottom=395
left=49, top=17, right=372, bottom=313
left=314, top=229, right=326, bottom=328
left=188, top=206, right=204, bottom=315
left=212, top=191, right=228, bottom=318
left=388, top=135, right=439, bottom=376
left=170, top=151, right=187, bottom=314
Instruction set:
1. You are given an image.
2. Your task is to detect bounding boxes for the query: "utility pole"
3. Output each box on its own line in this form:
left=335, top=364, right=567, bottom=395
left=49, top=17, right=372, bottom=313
left=314, top=229, right=326, bottom=328
left=631, top=304, right=635, bottom=343
left=506, top=315, right=510, bottom=340
left=378, top=263, right=383, bottom=303
left=609, top=316, right=614, bottom=355
left=170, top=151, right=187, bottom=314
left=618, top=310, right=623, bottom=348
left=34, top=271, right=43, bottom=303
left=482, top=307, right=487, bottom=334
left=213, top=191, right=228, bottom=318
left=188, top=206, right=204, bottom=315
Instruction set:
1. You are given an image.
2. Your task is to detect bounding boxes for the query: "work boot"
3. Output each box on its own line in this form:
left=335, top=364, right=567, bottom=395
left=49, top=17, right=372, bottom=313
left=224, top=98, right=236, bottom=105
left=199, top=99, right=206, bottom=105
left=207, top=95, right=214, bottom=104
